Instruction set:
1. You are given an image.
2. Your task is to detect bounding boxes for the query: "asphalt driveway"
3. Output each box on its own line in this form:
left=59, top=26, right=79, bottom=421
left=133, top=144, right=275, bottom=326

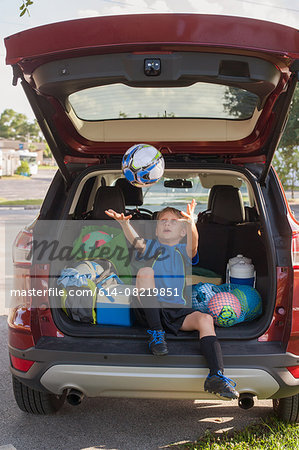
left=0, top=169, right=56, bottom=200
left=0, top=315, right=274, bottom=450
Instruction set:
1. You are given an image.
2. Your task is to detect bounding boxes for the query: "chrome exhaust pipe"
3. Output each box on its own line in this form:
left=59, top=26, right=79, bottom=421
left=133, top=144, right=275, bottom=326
left=238, top=393, right=254, bottom=409
left=66, top=389, right=84, bottom=406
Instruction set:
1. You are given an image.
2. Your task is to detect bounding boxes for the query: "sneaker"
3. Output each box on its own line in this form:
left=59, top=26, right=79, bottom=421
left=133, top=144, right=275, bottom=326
left=204, top=370, right=239, bottom=399
left=147, top=329, right=168, bottom=356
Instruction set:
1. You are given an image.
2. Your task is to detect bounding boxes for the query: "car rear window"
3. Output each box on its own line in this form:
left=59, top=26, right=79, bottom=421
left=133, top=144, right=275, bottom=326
left=135, top=176, right=250, bottom=214
left=69, top=83, right=258, bottom=121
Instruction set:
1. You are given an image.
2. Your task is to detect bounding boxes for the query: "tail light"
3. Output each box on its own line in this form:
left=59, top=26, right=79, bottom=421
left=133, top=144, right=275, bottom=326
left=12, top=229, right=33, bottom=266
left=9, top=222, right=64, bottom=344
left=10, top=355, right=34, bottom=372
left=292, top=231, right=299, bottom=269
left=9, top=228, right=34, bottom=336
left=8, top=305, right=32, bottom=332
left=287, top=366, right=299, bottom=379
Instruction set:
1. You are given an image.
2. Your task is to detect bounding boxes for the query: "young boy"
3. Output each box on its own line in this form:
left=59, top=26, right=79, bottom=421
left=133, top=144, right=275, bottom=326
left=105, top=200, right=238, bottom=399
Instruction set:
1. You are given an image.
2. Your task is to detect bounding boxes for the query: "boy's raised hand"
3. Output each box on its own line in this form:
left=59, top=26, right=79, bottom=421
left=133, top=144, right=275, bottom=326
left=105, top=209, right=132, bottom=221
left=105, top=208, right=145, bottom=251
left=180, top=199, right=197, bottom=223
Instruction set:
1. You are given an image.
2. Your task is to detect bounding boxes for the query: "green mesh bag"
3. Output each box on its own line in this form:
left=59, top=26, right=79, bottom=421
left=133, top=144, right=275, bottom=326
left=192, top=282, right=262, bottom=327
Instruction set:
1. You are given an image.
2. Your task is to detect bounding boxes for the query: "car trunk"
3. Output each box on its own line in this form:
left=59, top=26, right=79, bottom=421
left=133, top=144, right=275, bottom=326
left=6, top=14, right=297, bottom=349
left=32, top=160, right=291, bottom=347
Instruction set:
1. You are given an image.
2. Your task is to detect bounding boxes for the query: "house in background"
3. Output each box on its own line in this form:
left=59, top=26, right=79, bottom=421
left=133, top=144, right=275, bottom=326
left=0, top=147, right=19, bottom=176
left=0, top=139, right=48, bottom=176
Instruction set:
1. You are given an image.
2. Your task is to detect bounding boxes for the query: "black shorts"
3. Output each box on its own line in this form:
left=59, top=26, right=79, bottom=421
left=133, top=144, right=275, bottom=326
left=131, top=296, right=194, bottom=335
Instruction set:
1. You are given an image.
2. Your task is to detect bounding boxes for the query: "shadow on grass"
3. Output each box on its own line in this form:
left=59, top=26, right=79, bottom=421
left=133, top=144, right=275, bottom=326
left=171, top=415, right=299, bottom=449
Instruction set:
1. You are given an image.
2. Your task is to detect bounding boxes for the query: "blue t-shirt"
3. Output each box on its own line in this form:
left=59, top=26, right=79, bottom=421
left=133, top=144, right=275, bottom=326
left=140, top=239, right=199, bottom=305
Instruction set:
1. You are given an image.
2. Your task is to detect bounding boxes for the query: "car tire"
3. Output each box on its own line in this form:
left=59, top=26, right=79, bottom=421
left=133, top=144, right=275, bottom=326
left=12, top=375, right=66, bottom=414
left=273, top=395, right=299, bottom=423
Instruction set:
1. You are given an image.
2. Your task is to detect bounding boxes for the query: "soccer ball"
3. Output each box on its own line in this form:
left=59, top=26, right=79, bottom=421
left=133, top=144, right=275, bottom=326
left=208, top=292, right=242, bottom=327
left=122, top=143, right=165, bottom=187
left=232, top=285, right=262, bottom=321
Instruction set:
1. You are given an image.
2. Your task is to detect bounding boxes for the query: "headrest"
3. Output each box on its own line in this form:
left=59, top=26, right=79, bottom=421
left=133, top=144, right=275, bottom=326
left=207, top=185, right=219, bottom=210
left=115, top=178, right=143, bottom=206
left=210, top=185, right=245, bottom=224
left=91, top=186, right=125, bottom=220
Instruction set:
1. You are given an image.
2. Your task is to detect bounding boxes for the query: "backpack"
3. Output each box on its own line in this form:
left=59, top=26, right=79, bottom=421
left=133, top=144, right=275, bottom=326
left=58, top=259, right=123, bottom=323
left=61, top=278, right=97, bottom=323
left=71, top=224, right=132, bottom=284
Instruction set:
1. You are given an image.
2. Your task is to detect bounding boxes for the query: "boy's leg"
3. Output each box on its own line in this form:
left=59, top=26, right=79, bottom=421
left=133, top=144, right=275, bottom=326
left=136, top=267, right=168, bottom=356
left=136, top=267, right=162, bottom=330
left=180, top=311, right=238, bottom=399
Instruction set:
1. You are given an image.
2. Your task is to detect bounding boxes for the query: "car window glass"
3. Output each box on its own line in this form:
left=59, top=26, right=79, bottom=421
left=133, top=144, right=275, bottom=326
left=69, top=83, right=258, bottom=121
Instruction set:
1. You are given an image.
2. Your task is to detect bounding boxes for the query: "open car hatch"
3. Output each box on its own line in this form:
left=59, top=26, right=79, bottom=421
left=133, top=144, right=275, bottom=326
left=5, top=14, right=299, bottom=185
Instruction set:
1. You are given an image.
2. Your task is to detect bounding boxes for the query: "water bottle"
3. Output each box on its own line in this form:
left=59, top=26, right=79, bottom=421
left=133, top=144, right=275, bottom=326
left=226, top=254, right=252, bottom=283
left=229, top=260, right=256, bottom=286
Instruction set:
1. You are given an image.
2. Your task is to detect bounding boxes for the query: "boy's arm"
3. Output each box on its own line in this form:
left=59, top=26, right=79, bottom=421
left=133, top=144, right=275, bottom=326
left=105, top=209, right=147, bottom=253
left=180, top=199, right=199, bottom=260
left=186, top=220, right=199, bottom=260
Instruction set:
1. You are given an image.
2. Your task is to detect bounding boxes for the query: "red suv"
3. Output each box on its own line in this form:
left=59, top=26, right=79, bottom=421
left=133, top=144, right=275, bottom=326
left=5, top=14, right=299, bottom=420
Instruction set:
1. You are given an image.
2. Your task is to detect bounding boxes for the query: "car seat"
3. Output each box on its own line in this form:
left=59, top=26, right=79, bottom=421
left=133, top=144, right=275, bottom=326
left=196, top=185, right=245, bottom=277
left=115, top=178, right=152, bottom=220
left=90, top=186, right=126, bottom=220
left=197, top=184, right=219, bottom=224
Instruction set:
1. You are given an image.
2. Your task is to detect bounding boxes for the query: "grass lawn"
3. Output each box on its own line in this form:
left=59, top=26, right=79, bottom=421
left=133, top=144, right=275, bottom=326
left=175, top=416, right=299, bottom=449
left=0, top=199, right=42, bottom=206
left=1, top=174, right=31, bottom=180
left=38, top=165, right=58, bottom=170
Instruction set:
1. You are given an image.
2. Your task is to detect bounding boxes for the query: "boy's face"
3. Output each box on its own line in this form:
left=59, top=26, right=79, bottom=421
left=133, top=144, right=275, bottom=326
left=156, top=211, right=186, bottom=245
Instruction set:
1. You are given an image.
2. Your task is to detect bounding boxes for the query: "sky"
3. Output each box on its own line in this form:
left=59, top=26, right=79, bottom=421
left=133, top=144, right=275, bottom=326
left=0, top=0, right=298, bottom=122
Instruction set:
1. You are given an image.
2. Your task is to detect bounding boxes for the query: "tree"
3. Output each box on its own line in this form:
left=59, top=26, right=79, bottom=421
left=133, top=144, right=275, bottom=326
left=223, top=86, right=258, bottom=119
left=279, top=86, right=299, bottom=149
left=19, top=0, right=34, bottom=17
left=224, top=85, right=299, bottom=194
left=273, top=86, right=299, bottom=198
left=15, top=160, right=30, bottom=176
left=43, top=143, right=52, bottom=158
left=0, top=109, right=42, bottom=142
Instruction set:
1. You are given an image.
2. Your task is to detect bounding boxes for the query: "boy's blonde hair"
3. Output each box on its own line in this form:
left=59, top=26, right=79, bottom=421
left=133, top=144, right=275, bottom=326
left=156, top=207, right=182, bottom=220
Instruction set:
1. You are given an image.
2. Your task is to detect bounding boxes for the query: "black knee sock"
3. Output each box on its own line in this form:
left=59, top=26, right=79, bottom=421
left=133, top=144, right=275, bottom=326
left=138, top=292, right=163, bottom=331
left=200, top=335, right=224, bottom=375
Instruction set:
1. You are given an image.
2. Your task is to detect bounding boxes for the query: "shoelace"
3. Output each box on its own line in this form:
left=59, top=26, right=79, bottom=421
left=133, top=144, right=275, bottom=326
left=214, top=370, right=237, bottom=388
left=147, top=329, right=165, bottom=346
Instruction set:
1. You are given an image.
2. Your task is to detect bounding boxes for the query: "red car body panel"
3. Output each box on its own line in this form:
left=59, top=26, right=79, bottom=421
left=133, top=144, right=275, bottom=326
left=5, top=14, right=299, bottom=67
left=288, top=268, right=299, bottom=354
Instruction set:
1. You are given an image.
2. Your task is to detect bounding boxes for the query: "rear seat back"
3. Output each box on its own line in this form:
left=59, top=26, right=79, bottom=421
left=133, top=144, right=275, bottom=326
left=114, top=178, right=150, bottom=236
left=209, top=185, right=245, bottom=225
left=197, top=185, right=246, bottom=277
left=90, top=186, right=126, bottom=220
left=197, top=184, right=223, bottom=224
left=115, top=178, right=143, bottom=208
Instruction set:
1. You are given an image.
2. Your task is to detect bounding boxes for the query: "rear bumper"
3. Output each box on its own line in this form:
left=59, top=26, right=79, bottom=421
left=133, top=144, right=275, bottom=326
left=39, top=365, right=278, bottom=399
left=8, top=338, right=299, bottom=400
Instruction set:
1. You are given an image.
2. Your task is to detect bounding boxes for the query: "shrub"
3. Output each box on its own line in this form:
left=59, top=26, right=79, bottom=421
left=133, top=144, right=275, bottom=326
left=15, top=160, right=30, bottom=176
